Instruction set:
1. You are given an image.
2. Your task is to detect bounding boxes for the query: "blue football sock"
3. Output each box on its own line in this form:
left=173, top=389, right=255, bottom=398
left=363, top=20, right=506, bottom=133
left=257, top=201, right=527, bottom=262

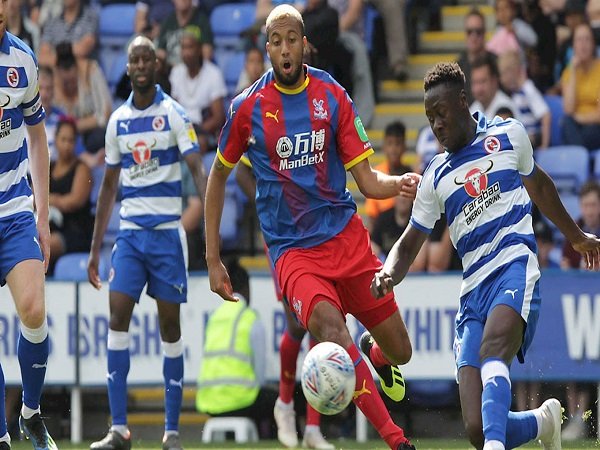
left=107, top=330, right=130, bottom=426
left=0, top=364, right=6, bottom=437
left=505, top=411, right=538, bottom=449
left=481, top=358, right=512, bottom=446
left=163, top=340, right=184, bottom=432
left=18, top=324, right=49, bottom=411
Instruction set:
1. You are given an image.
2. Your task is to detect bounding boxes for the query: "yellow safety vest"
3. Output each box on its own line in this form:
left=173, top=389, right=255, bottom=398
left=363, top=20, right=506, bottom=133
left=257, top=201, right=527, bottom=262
left=196, top=299, right=259, bottom=414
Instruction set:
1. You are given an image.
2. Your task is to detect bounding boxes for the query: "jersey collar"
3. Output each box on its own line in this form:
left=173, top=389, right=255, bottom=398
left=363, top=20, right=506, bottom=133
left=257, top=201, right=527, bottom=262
left=126, top=84, right=165, bottom=109
left=473, top=111, right=488, bottom=135
left=274, top=66, right=310, bottom=95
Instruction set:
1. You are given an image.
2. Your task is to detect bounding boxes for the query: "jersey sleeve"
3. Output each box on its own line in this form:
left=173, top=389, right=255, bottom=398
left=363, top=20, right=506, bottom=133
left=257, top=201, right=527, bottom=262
left=170, top=103, right=199, bottom=156
left=510, top=120, right=535, bottom=176
left=22, top=57, right=45, bottom=126
left=335, top=89, right=374, bottom=170
left=410, top=164, right=441, bottom=234
left=104, top=116, right=121, bottom=167
left=217, top=97, right=250, bottom=168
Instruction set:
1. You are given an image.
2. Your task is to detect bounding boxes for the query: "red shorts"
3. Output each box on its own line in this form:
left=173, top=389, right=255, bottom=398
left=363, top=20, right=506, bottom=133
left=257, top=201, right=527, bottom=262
left=275, top=214, right=398, bottom=330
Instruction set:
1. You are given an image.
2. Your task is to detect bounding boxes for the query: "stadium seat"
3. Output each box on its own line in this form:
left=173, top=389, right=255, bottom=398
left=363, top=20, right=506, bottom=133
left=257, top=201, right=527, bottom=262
left=106, top=51, right=128, bottom=95
left=201, top=417, right=258, bottom=443
left=535, top=145, right=589, bottom=193
left=223, top=51, right=245, bottom=96
left=210, top=4, right=256, bottom=50
left=53, top=252, right=110, bottom=281
left=90, top=165, right=105, bottom=213
left=559, top=192, right=580, bottom=220
left=363, top=4, right=380, bottom=54
left=99, top=3, right=136, bottom=48
left=543, top=95, right=564, bottom=147
left=593, top=150, right=600, bottom=180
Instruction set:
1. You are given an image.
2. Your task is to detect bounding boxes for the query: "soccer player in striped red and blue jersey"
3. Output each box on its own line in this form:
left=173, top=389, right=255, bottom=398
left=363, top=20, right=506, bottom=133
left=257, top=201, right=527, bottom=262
left=372, top=62, right=600, bottom=450
left=87, top=36, right=206, bottom=450
left=0, top=1, right=57, bottom=448
left=205, top=5, right=420, bottom=450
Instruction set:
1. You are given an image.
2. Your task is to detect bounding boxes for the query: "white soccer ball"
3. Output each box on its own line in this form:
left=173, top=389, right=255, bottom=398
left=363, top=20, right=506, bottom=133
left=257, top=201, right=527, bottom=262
left=301, top=342, right=356, bottom=415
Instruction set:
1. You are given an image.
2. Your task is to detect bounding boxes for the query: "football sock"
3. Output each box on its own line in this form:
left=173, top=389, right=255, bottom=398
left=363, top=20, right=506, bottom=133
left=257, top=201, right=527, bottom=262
left=279, top=330, right=302, bottom=403
left=481, top=358, right=511, bottom=447
left=163, top=339, right=184, bottom=432
left=110, top=425, right=130, bottom=438
left=107, top=330, right=130, bottom=426
left=305, top=337, right=321, bottom=426
left=18, top=320, right=49, bottom=411
left=370, top=341, right=392, bottom=368
left=346, top=344, right=408, bottom=449
left=505, top=411, right=538, bottom=449
left=0, top=365, right=6, bottom=438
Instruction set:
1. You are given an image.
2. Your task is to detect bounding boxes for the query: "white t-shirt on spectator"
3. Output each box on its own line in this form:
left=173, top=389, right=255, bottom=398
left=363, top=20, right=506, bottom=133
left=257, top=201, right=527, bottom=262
left=169, top=60, right=227, bottom=126
left=470, top=90, right=521, bottom=122
left=511, top=79, right=549, bottom=136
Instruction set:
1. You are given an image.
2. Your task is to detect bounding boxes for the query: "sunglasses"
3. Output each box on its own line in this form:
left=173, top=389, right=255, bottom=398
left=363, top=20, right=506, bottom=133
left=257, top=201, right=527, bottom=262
left=466, top=28, right=485, bottom=36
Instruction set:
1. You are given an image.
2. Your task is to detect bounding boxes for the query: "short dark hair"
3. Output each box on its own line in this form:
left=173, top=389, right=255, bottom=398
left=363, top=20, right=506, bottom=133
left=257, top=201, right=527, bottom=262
left=55, top=42, right=76, bottom=70
left=384, top=121, right=406, bottom=139
left=424, top=62, right=466, bottom=92
left=466, top=7, right=485, bottom=28
left=225, top=258, right=250, bottom=302
left=471, top=53, right=499, bottom=79
left=580, top=180, right=600, bottom=200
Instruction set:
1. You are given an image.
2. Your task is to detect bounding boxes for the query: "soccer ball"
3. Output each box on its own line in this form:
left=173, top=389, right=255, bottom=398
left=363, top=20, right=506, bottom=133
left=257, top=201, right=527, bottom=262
left=301, top=342, right=356, bottom=415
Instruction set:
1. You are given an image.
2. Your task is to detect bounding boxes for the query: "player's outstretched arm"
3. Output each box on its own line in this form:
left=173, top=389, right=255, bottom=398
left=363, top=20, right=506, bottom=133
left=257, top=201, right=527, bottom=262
left=205, top=157, right=238, bottom=302
left=87, top=166, right=120, bottom=289
left=27, top=121, right=51, bottom=272
left=349, top=159, right=421, bottom=200
left=523, top=164, right=600, bottom=270
left=371, top=225, right=429, bottom=298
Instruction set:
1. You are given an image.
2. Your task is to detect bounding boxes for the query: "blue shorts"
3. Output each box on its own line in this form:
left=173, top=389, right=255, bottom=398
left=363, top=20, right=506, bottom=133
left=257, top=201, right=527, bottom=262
left=0, top=212, right=43, bottom=285
left=453, top=255, right=541, bottom=376
left=109, top=227, right=188, bottom=303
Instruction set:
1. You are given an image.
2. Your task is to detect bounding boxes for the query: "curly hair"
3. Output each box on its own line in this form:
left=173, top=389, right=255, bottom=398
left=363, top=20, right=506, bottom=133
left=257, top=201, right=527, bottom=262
left=423, top=62, right=465, bottom=92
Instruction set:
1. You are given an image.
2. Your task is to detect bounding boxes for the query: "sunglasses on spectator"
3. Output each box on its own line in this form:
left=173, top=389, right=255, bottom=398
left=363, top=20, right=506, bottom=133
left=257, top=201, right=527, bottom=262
left=466, top=28, right=485, bottom=36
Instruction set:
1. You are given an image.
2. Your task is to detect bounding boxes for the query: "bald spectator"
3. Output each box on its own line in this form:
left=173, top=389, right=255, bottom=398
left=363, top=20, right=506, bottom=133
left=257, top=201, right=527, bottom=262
left=38, top=0, right=98, bottom=67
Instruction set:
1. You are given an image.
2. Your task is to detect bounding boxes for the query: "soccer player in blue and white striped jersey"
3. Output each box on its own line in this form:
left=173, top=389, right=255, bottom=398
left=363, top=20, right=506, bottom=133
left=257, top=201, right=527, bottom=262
left=372, top=62, right=600, bottom=450
left=0, top=2, right=57, bottom=448
left=87, top=36, right=206, bottom=450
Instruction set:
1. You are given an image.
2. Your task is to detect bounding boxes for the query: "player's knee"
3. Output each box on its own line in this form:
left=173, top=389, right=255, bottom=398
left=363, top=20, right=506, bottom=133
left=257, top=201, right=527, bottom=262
left=109, top=313, right=130, bottom=331
left=387, top=340, right=412, bottom=365
left=18, top=298, right=45, bottom=328
left=479, top=335, right=516, bottom=363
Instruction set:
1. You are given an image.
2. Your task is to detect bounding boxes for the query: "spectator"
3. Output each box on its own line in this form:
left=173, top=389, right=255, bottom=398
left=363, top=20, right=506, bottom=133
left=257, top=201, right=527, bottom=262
left=534, top=219, right=560, bottom=268
left=560, top=23, right=600, bottom=150
left=498, top=50, right=551, bottom=148
left=169, top=25, right=226, bottom=153
left=364, top=121, right=412, bottom=230
left=37, top=66, right=65, bottom=162
left=487, top=0, right=538, bottom=57
left=6, top=0, right=39, bottom=53
left=196, top=258, right=276, bottom=439
left=329, top=0, right=375, bottom=127
left=48, top=118, right=93, bottom=270
left=562, top=181, right=600, bottom=268
left=53, top=42, right=112, bottom=166
left=415, top=126, right=442, bottom=173
left=38, top=0, right=98, bottom=67
left=135, top=0, right=175, bottom=39
left=521, top=0, right=556, bottom=92
left=457, top=8, right=497, bottom=104
left=470, top=54, right=520, bottom=120
left=157, top=0, right=213, bottom=67
left=588, top=0, right=600, bottom=47
left=236, top=46, right=267, bottom=94
left=553, top=1, right=586, bottom=85
left=369, top=0, right=409, bottom=81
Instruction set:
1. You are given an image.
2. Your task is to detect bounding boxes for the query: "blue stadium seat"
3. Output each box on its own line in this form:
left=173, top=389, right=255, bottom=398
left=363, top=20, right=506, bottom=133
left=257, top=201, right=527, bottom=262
left=363, top=4, right=380, bottom=54
left=543, top=95, right=564, bottom=147
left=99, top=3, right=136, bottom=48
left=223, top=51, right=245, bottom=96
left=107, top=51, right=128, bottom=94
left=560, top=192, right=580, bottom=221
left=535, top=145, right=589, bottom=193
left=53, top=252, right=110, bottom=281
left=210, top=4, right=256, bottom=50
left=90, top=165, right=105, bottom=213
left=593, top=150, right=600, bottom=180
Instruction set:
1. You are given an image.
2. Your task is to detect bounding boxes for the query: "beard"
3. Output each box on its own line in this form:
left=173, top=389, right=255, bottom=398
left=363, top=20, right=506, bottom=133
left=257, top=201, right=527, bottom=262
left=272, top=63, right=303, bottom=88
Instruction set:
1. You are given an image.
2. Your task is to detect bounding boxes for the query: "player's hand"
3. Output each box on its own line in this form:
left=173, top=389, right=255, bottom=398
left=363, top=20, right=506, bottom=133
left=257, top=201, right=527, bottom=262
left=571, top=233, right=600, bottom=270
left=208, top=260, right=239, bottom=302
left=370, top=269, right=395, bottom=299
left=398, top=173, right=421, bottom=199
left=36, top=217, right=51, bottom=273
left=87, top=251, right=102, bottom=290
